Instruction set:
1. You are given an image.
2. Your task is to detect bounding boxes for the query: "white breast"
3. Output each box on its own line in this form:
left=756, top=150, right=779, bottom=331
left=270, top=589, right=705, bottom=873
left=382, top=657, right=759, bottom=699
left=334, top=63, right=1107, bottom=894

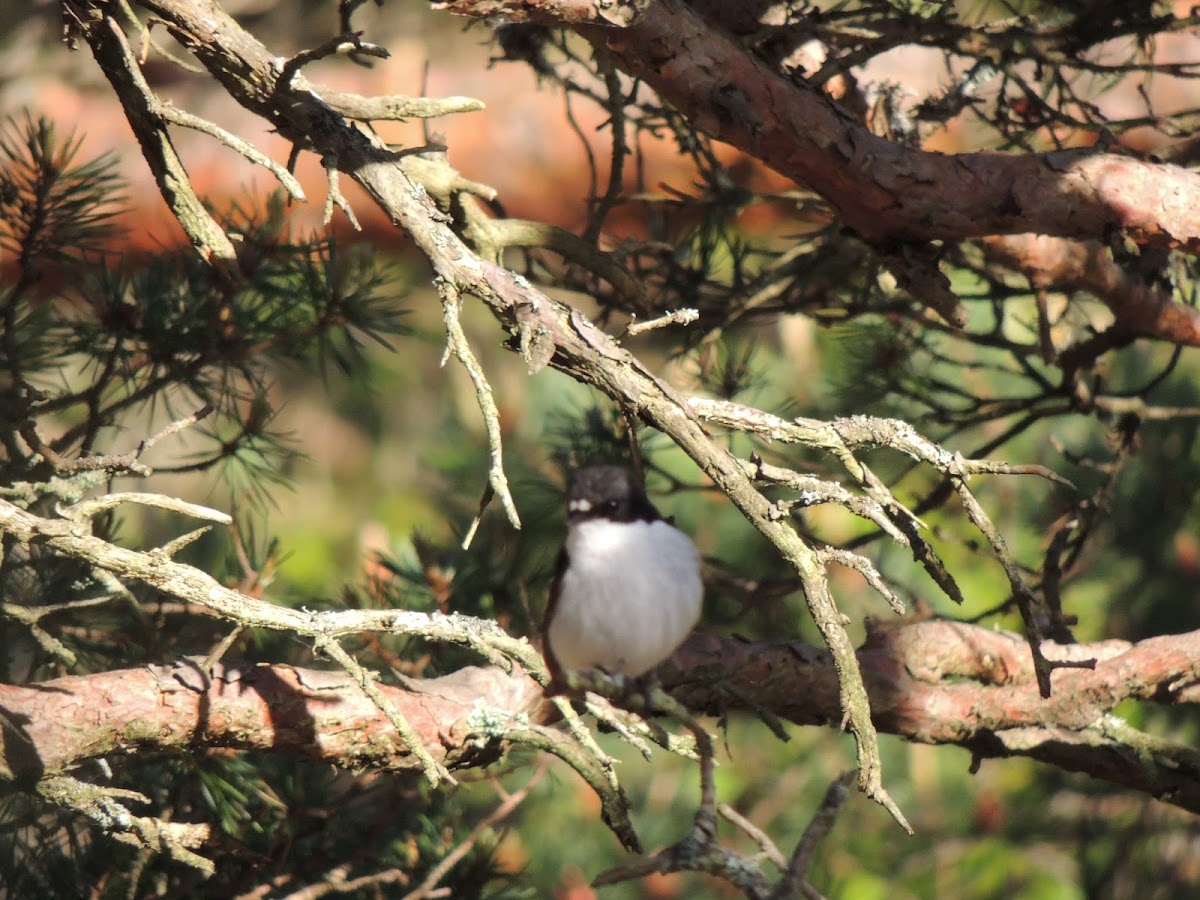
left=548, top=518, right=703, bottom=677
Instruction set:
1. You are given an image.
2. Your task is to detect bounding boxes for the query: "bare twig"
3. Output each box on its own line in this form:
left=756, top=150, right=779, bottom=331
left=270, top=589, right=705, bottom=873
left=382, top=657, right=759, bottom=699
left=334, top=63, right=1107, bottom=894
left=401, top=762, right=549, bottom=900
left=68, top=0, right=910, bottom=840
left=946, top=462, right=1091, bottom=698
left=0, top=498, right=546, bottom=676
left=313, top=634, right=454, bottom=787
left=37, top=775, right=214, bottom=876
left=439, top=285, right=522, bottom=544
left=273, top=865, right=409, bottom=900
left=460, top=215, right=654, bottom=313
left=502, top=723, right=642, bottom=852
left=155, top=526, right=212, bottom=560
left=568, top=671, right=779, bottom=897
left=9, top=405, right=216, bottom=487
left=157, top=104, right=306, bottom=201
left=817, top=547, right=905, bottom=615
left=0, top=593, right=118, bottom=667
left=719, top=802, right=787, bottom=870
left=772, top=772, right=856, bottom=900
left=743, top=457, right=910, bottom=548
left=275, top=33, right=389, bottom=90
left=60, top=493, right=232, bottom=525
left=116, top=0, right=203, bottom=73
left=317, top=91, right=485, bottom=121
left=202, top=624, right=246, bottom=673
left=690, top=399, right=1074, bottom=491
left=625, top=308, right=700, bottom=336
left=74, top=13, right=241, bottom=282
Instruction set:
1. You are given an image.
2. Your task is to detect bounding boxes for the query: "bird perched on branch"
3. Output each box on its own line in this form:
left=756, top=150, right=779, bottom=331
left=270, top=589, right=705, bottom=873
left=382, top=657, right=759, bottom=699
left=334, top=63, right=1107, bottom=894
left=544, top=465, right=703, bottom=690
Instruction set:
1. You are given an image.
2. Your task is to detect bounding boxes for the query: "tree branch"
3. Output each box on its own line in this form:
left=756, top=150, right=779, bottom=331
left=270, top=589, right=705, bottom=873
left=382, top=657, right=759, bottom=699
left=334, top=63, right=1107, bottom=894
left=436, top=0, right=1200, bottom=254
left=66, top=5, right=242, bottom=281
left=0, top=658, right=541, bottom=780
left=59, top=0, right=1149, bottom=833
left=3, top=622, right=1197, bottom=812
left=0, top=498, right=544, bottom=677
left=980, top=234, right=1200, bottom=346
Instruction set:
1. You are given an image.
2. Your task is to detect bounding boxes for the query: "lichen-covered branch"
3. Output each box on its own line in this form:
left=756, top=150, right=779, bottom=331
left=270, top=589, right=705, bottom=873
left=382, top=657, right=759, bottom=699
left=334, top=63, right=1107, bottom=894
left=65, top=5, right=241, bottom=280
left=438, top=283, right=522, bottom=543
left=36, top=776, right=216, bottom=875
left=0, top=498, right=544, bottom=677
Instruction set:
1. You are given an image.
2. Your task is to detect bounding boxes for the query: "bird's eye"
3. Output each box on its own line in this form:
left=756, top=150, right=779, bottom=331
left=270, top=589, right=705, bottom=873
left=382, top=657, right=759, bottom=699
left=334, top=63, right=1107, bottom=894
left=604, top=499, right=619, bottom=512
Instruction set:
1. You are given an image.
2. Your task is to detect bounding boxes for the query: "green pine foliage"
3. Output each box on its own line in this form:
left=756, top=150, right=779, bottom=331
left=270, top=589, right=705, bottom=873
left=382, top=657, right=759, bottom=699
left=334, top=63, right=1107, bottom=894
left=0, top=117, right=520, bottom=899
left=6, top=0, right=1200, bottom=887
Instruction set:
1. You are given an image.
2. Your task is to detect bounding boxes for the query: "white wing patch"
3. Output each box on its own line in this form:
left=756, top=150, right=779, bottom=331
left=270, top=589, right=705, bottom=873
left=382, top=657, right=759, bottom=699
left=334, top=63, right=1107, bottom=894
left=548, top=518, right=703, bottom=677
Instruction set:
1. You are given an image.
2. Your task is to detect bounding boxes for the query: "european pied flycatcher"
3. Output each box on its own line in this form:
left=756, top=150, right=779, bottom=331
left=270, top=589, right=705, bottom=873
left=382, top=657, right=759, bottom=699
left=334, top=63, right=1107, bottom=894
left=544, top=465, right=703, bottom=686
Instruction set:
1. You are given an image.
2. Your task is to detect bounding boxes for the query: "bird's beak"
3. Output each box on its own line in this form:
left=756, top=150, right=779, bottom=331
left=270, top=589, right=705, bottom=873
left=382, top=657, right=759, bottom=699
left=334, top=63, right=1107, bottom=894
left=567, top=498, right=592, bottom=524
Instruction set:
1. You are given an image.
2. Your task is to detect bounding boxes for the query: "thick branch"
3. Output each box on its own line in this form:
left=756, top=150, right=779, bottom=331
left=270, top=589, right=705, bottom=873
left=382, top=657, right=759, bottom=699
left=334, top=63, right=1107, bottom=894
left=981, top=234, right=1200, bottom=346
left=668, top=624, right=1200, bottom=815
left=3, top=622, right=1198, bottom=813
left=0, top=659, right=541, bottom=780
left=437, top=0, right=1200, bottom=253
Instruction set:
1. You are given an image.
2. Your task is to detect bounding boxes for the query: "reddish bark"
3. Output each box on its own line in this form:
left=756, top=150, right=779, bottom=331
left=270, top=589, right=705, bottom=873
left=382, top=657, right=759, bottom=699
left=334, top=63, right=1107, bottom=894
left=0, top=660, right=542, bottom=779
left=981, top=234, right=1200, bottom=346
left=438, top=0, right=1200, bottom=253
left=3, top=622, right=1198, bottom=812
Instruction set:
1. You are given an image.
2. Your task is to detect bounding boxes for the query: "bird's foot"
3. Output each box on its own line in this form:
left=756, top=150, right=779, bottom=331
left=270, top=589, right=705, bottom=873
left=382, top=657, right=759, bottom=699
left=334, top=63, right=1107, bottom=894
left=620, top=671, right=662, bottom=712
left=561, top=667, right=666, bottom=712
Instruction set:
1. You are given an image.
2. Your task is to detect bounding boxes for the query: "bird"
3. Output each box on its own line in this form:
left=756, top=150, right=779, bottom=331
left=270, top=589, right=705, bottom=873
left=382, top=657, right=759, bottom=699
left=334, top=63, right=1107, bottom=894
left=543, top=465, right=703, bottom=689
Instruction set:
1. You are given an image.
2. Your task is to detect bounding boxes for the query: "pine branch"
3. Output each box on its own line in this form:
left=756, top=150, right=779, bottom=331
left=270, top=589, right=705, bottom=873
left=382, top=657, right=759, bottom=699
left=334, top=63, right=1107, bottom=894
left=3, top=623, right=1198, bottom=812
left=437, top=0, right=1200, bottom=254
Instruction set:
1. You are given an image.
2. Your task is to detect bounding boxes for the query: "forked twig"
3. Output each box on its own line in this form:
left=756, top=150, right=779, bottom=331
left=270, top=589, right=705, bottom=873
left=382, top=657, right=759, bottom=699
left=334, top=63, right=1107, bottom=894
left=439, top=284, right=522, bottom=546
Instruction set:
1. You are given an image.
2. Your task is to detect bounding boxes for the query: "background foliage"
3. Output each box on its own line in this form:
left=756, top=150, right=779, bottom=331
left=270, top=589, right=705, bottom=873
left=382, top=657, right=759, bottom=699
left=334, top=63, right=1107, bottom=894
left=3, top=1, right=1200, bottom=897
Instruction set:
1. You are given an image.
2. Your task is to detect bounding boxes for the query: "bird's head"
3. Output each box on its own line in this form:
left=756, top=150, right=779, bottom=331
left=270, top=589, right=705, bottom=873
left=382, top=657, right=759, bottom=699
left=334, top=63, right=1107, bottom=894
left=566, top=465, right=660, bottom=525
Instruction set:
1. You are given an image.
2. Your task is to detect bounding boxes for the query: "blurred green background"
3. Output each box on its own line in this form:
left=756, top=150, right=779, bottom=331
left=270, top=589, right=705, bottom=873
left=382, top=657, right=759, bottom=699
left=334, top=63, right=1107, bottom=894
left=4, top=1, right=1200, bottom=897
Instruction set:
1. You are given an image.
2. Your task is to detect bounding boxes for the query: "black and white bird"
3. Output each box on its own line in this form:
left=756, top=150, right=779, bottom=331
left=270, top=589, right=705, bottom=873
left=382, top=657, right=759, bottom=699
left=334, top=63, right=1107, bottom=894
left=544, top=465, right=703, bottom=687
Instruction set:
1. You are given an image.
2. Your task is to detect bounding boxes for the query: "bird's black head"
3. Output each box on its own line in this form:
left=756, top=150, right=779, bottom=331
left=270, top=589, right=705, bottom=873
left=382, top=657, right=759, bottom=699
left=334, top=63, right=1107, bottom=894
left=566, top=465, right=661, bottom=524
